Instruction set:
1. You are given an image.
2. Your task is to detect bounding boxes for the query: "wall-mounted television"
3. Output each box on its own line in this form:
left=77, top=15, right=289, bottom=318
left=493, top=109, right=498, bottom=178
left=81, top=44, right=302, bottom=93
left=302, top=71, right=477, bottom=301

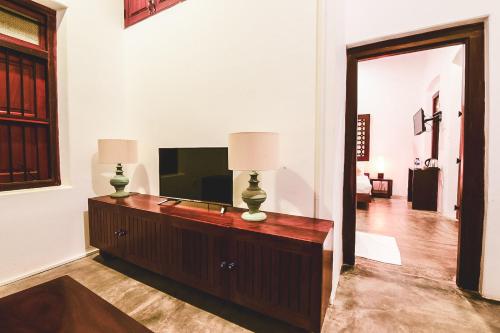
left=413, top=108, right=426, bottom=136
left=159, top=147, right=233, bottom=206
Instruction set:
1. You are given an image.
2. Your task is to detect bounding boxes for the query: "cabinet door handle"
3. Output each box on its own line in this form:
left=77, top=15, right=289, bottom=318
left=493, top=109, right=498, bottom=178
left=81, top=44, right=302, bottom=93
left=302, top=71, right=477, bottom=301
left=220, top=261, right=227, bottom=270
left=148, top=0, right=156, bottom=14
left=115, top=229, right=127, bottom=237
left=228, top=262, right=237, bottom=271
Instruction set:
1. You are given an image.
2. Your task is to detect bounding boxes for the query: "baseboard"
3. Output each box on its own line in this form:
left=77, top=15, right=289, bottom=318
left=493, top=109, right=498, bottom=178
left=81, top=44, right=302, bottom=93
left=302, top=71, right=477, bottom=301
left=0, top=248, right=99, bottom=287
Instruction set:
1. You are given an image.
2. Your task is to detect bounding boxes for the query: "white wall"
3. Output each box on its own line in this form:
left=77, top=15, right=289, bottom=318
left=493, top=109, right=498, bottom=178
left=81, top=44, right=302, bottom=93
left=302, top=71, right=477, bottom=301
left=123, top=0, right=318, bottom=218
left=318, top=0, right=346, bottom=300
left=0, top=0, right=126, bottom=285
left=346, top=0, right=500, bottom=300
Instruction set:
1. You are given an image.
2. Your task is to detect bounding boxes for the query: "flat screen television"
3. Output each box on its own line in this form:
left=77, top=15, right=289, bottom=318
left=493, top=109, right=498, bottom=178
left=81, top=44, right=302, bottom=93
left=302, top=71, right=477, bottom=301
left=413, top=108, right=426, bottom=136
left=159, top=147, right=233, bottom=206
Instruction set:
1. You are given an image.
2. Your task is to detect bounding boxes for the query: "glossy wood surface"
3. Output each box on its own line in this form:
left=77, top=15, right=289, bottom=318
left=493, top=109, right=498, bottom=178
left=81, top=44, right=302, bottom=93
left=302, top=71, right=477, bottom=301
left=89, top=194, right=333, bottom=332
left=357, top=198, right=458, bottom=282
left=0, top=275, right=152, bottom=333
left=343, top=23, right=485, bottom=291
left=91, top=194, right=332, bottom=244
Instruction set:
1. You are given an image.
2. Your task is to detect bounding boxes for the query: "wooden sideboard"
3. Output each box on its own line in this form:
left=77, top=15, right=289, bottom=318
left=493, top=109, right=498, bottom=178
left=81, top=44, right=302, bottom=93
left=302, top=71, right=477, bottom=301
left=88, top=194, right=333, bottom=332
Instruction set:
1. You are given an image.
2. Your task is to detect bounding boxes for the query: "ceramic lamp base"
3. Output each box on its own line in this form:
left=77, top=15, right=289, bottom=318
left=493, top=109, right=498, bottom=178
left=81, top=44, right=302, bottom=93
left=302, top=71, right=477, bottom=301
left=109, top=163, right=130, bottom=198
left=241, top=171, right=268, bottom=222
left=110, top=190, right=130, bottom=198
left=241, top=211, right=267, bottom=222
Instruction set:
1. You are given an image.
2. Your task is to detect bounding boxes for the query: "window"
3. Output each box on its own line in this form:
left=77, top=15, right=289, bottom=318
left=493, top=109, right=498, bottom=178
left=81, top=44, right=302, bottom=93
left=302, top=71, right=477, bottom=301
left=0, top=0, right=59, bottom=191
left=124, top=0, right=183, bottom=28
left=357, top=114, right=370, bottom=161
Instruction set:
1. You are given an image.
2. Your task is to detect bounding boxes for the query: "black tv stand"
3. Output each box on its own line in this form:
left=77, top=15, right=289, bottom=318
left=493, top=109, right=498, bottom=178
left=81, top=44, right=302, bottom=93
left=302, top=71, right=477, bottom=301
left=158, top=198, right=228, bottom=215
left=157, top=198, right=182, bottom=206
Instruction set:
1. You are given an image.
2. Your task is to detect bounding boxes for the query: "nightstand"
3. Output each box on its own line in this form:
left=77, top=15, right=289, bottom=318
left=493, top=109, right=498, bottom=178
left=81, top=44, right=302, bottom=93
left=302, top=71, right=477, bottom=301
left=370, top=178, right=393, bottom=198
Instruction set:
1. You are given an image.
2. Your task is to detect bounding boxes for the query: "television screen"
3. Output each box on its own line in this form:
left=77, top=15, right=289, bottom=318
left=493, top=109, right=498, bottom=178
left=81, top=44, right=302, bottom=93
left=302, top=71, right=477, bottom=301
left=159, top=148, right=233, bottom=206
left=413, top=108, right=426, bottom=136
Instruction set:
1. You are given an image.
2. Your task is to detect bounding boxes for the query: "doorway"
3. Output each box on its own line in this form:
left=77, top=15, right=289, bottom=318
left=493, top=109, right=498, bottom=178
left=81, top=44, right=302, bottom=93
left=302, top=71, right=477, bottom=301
left=342, top=23, right=485, bottom=291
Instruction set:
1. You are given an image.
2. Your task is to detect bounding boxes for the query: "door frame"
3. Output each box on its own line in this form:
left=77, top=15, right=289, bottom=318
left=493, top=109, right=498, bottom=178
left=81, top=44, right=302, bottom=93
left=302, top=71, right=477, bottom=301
left=431, top=91, right=440, bottom=159
left=342, top=23, right=485, bottom=291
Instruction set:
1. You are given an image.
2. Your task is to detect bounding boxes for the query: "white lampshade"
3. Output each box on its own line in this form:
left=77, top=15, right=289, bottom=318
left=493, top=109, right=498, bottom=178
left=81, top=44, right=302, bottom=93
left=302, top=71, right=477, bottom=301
left=98, top=139, right=138, bottom=164
left=376, top=156, right=385, bottom=173
left=228, top=132, right=280, bottom=171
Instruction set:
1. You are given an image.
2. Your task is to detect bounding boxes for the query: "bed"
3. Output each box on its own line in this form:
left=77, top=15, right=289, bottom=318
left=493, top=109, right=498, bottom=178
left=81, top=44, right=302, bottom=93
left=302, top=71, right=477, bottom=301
left=357, top=173, right=372, bottom=206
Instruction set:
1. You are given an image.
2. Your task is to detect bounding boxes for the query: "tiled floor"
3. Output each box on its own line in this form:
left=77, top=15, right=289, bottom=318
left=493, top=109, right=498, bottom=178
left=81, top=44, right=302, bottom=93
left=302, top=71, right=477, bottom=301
left=1, top=198, right=499, bottom=332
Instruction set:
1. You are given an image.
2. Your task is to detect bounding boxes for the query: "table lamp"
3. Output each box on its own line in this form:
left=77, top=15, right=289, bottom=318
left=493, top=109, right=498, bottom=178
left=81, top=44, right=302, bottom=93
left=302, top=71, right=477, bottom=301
left=376, top=156, right=385, bottom=179
left=98, top=139, right=138, bottom=198
left=228, top=132, right=279, bottom=221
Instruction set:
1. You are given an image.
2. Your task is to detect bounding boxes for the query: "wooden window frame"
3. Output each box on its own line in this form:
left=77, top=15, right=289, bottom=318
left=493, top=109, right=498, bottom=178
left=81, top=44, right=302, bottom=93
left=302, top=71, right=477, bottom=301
left=357, top=114, right=370, bottom=161
left=124, top=0, right=184, bottom=28
left=0, top=0, right=59, bottom=192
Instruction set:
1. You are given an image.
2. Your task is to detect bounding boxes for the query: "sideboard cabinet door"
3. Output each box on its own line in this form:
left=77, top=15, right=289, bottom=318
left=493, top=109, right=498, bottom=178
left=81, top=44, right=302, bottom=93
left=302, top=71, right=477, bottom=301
left=120, top=207, right=166, bottom=275
left=229, top=233, right=322, bottom=331
left=89, top=203, right=123, bottom=257
left=168, top=217, right=229, bottom=299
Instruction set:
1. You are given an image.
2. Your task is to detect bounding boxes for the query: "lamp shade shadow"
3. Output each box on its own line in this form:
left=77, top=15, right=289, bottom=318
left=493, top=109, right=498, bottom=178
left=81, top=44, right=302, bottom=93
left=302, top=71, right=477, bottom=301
left=275, top=167, right=315, bottom=217
left=90, top=153, right=115, bottom=196
left=130, top=164, right=151, bottom=195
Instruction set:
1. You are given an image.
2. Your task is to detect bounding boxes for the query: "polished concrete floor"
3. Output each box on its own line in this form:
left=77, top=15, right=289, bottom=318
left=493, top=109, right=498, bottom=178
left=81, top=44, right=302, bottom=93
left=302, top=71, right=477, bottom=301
left=356, top=197, right=458, bottom=281
left=328, top=259, right=500, bottom=332
left=1, top=198, right=499, bottom=332
left=1, top=254, right=499, bottom=332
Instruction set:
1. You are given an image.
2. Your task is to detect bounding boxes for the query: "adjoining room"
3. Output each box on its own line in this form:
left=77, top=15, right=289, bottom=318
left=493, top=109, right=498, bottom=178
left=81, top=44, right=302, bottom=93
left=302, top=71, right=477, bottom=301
left=355, top=45, right=464, bottom=281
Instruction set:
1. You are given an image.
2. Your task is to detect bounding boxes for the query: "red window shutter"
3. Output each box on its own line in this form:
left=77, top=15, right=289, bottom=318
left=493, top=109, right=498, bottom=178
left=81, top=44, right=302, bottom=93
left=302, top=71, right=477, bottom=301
left=8, top=55, right=22, bottom=115
left=0, top=48, right=52, bottom=186
left=0, top=0, right=59, bottom=191
left=22, top=58, right=36, bottom=117
left=124, top=0, right=151, bottom=27
left=0, top=51, right=6, bottom=113
left=0, top=124, right=9, bottom=182
left=35, top=62, right=47, bottom=119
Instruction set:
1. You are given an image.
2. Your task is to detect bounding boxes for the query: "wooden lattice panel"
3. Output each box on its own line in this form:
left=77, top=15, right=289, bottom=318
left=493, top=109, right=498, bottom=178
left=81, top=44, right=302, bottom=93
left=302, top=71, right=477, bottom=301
left=357, top=114, right=370, bottom=161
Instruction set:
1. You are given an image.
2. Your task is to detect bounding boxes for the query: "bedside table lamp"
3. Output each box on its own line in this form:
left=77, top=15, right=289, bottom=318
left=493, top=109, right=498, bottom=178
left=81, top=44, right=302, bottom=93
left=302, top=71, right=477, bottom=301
left=376, top=156, right=385, bottom=179
left=98, top=139, right=138, bottom=198
left=228, top=132, right=279, bottom=222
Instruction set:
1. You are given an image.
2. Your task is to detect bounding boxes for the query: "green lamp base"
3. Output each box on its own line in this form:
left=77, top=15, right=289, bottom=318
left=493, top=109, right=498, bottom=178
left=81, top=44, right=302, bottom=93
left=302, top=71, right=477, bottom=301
left=109, top=163, right=130, bottom=198
left=241, top=171, right=267, bottom=222
left=241, top=211, right=267, bottom=222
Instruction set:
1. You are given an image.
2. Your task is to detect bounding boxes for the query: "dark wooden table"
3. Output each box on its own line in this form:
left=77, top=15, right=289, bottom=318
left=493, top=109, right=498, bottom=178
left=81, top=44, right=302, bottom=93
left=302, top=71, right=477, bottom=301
left=0, top=276, right=152, bottom=333
left=370, top=178, right=393, bottom=198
